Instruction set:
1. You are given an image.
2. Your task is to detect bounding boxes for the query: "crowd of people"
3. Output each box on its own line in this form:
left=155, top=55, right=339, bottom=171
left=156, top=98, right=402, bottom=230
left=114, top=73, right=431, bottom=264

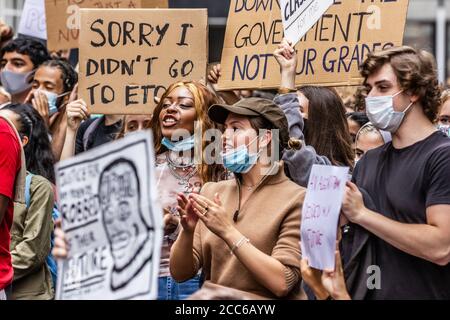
left=0, top=18, right=449, bottom=301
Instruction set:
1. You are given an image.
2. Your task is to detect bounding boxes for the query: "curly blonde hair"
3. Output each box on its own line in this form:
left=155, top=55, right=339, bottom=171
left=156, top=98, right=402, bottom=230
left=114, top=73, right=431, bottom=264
left=361, top=46, right=441, bottom=122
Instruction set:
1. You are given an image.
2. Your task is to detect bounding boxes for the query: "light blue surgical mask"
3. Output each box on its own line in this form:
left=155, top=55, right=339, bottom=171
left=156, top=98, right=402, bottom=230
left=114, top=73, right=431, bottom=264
left=221, top=136, right=261, bottom=174
left=365, top=90, right=414, bottom=133
left=161, top=135, right=195, bottom=152
left=35, top=89, right=69, bottom=116
left=0, top=69, right=34, bottom=95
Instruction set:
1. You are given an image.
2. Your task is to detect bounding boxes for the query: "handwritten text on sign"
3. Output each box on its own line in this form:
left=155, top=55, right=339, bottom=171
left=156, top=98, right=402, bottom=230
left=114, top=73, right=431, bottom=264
left=55, top=131, right=163, bottom=300
left=281, top=0, right=333, bottom=46
left=218, top=0, right=409, bottom=90
left=79, top=9, right=208, bottom=115
left=300, top=165, right=349, bottom=271
left=45, top=0, right=169, bottom=51
left=19, top=0, right=47, bottom=40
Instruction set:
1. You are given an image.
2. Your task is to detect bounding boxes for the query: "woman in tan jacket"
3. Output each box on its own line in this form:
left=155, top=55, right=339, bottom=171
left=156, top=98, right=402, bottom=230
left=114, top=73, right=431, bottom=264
left=170, top=98, right=306, bottom=299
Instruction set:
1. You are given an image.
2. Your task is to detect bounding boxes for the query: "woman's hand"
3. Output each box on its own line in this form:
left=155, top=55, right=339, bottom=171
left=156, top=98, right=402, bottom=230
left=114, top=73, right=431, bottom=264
left=207, top=64, right=222, bottom=85
left=321, top=247, right=351, bottom=300
left=66, top=99, right=89, bottom=132
left=163, top=207, right=180, bottom=236
left=52, top=219, right=69, bottom=260
left=177, top=193, right=199, bottom=234
left=188, top=193, right=235, bottom=240
left=299, top=240, right=330, bottom=300
left=273, top=38, right=297, bottom=89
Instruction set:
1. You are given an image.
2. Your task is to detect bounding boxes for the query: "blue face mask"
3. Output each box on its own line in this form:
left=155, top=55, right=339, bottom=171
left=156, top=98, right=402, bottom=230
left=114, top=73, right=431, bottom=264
left=221, top=136, right=261, bottom=174
left=0, top=69, right=34, bottom=95
left=35, top=89, right=69, bottom=116
left=161, top=135, right=195, bottom=152
left=437, top=124, right=450, bottom=137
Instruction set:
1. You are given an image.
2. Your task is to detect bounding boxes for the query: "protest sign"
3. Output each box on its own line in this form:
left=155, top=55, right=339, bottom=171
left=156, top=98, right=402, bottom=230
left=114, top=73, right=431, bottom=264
left=45, top=0, right=168, bottom=51
left=281, top=0, right=333, bottom=46
left=79, top=9, right=208, bottom=114
left=218, top=0, right=409, bottom=90
left=300, top=165, right=349, bottom=271
left=55, top=131, right=163, bottom=300
left=142, top=0, right=167, bottom=7
left=18, top=0, right=47, bottom=40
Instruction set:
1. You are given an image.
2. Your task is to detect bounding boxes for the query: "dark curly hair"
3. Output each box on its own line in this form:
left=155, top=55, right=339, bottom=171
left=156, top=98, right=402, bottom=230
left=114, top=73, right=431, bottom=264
left=0, top=37, right=50, bottom=68
left=4, top=103, right=55, bottom=183
left=40, top=58, right=78, bottom=92
left=361, top=46, right=441, bottom=122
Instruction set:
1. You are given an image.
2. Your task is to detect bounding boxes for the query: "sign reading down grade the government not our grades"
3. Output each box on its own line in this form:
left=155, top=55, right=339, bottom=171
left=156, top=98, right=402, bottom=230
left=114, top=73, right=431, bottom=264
left=218, top=0, right=410, bottom=90
left=79, top=9, right=208, bottom=115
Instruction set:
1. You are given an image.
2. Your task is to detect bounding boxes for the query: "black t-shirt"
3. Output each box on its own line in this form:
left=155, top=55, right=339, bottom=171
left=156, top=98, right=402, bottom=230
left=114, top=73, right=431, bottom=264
left=352, top=131, right=450, bottom=299
left=75, top=116, right=122, bottom=154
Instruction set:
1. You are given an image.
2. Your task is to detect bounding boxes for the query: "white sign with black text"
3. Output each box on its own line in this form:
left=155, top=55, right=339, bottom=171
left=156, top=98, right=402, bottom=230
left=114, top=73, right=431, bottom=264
left=55, top=131, right=163, bottom=300
left=281, top=0, right=333, bottom=45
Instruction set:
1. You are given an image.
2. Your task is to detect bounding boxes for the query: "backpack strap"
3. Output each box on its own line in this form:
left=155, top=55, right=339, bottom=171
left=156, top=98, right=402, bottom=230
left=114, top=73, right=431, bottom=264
left=25, top=173, right=33, bottom=208
left=82, top=117, right=103, bottom=151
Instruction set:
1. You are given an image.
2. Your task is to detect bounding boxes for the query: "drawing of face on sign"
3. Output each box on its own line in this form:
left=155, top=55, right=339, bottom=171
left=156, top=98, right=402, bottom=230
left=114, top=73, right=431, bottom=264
left=98, top=158, right=154, bottom=291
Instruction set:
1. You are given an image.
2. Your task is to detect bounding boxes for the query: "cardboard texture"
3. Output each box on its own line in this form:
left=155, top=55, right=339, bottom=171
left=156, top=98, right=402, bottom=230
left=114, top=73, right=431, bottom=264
left=45, top=0, right=168, bottom=51
left=79, top=9, right=208, bottom=115
left=218, top=0, right=410, bottom=90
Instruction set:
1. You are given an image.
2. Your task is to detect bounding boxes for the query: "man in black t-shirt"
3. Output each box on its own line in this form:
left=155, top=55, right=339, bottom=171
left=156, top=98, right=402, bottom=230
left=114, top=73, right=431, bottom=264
left=74, top=116, right=122, bottom=154
left=342, top=46, right=450, bottom=299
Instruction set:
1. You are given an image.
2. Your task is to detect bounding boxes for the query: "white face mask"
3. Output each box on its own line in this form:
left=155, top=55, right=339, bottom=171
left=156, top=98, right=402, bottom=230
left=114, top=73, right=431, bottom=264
left=365, top=90, right=414, bottom=133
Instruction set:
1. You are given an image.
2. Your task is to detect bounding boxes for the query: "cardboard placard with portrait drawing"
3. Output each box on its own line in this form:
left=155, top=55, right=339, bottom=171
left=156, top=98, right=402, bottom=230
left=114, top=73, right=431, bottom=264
left=55, top=131, right=163, bottom=300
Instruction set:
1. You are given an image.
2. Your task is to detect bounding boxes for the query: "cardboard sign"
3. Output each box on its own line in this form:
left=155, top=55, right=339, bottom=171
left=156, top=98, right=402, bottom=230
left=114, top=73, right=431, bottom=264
left=45, top=0, right=168, bottom=51
left=281, top=0, right=333, bottom=46
left=218, top=0, right=409, bottom=90
left=55, top=131, right=163, bottom=300
left=79, top=9, right=208, bottom=115
left=18, top=0, right=47, bottom=40
left=300, top=165, right=349, bottom=271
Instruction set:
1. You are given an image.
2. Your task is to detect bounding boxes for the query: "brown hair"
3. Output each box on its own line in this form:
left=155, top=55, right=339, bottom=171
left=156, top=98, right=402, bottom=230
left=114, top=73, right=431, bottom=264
left=361, top=46, right=441, bottom=122
left=151, top=81, right=224, bottom=183
left=247, top=115, right=284, bottom=161
left=299, top=86, right=354, bottom=168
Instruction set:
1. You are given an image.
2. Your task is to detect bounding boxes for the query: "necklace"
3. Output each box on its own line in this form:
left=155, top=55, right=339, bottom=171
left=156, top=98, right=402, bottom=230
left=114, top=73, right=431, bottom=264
left=165, top=152, right=197, bottom=188
left=241, top=180, right=260, bottom=191
left=166, top=150, right=194, bottom=168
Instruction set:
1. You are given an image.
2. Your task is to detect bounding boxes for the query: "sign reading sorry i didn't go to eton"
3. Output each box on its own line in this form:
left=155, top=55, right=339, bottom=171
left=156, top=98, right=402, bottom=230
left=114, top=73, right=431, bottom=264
left=78, top=9, right=208, bottom=115
left=218, top=0, right=409, bottom=90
